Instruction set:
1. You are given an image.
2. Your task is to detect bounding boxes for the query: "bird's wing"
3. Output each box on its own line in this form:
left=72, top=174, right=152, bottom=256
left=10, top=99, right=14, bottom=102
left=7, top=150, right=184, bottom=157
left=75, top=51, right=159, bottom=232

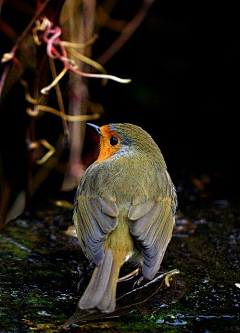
left=73, top=195, right=119, bottom=266
left=128, top=170, right=177, bottom=280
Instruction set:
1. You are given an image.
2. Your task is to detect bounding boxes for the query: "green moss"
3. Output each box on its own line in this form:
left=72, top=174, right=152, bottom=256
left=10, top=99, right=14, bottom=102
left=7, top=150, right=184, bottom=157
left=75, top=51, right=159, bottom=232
left=0, top=202, right=239, bottom=332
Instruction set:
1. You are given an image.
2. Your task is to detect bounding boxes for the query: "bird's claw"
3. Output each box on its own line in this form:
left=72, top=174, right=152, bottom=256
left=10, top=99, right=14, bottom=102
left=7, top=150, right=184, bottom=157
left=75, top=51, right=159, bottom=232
left=132, top=275, right=145, bottom=289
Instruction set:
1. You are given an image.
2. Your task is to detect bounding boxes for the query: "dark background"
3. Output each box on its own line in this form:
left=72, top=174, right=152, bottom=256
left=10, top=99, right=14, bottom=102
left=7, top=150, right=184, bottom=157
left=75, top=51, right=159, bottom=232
left=0, top=0, right=239, bottom=210
left=89, top=1, right=239, bottom=202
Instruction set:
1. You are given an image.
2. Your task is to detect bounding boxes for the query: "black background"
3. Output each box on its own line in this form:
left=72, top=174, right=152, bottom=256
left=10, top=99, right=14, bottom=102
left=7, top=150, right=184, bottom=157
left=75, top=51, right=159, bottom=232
left=89, top=1, right=239, bottom=201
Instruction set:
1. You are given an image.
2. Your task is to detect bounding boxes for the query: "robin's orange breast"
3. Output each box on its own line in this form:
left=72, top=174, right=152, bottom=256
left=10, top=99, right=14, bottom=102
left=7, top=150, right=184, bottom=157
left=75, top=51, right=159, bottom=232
left=97, top=125, right=121, bottom=162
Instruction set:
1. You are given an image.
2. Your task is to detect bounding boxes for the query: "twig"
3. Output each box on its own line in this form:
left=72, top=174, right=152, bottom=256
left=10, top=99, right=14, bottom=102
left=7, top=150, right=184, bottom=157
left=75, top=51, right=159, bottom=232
left=41, top=67, right=68, bottom=94
left=11, top=0, right=52, bottom=55
left=39, top=18, right=131, bottom=85
left=68, top=48, right=108, bottom=86
left=0, top=0, right=52, bottom=97
left=0, top=63, right=11, bottom=99
left=97, top=0, right=155, bottom=65
left=61, top=34, right=98, bottom=49
left=0, top=19, right=19, bottom=43
left=0, top=0, right=4, bottom=15
left=36, top=139, right=55, bottom=165
left=27, top=105, right=101, bottom=122
left=49, top=58, right=69, bottom=140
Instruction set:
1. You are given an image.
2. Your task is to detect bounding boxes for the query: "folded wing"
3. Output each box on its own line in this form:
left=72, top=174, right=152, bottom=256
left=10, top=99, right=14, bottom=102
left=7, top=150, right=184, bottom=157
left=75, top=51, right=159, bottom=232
left=73, top=195, right=119, bottom=265
left=128, top=170, right=177, bottom=280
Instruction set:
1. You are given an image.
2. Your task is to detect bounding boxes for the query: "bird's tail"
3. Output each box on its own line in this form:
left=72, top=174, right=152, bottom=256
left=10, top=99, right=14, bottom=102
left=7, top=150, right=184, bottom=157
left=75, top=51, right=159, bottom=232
left=78, top=249, right=121, bottom=313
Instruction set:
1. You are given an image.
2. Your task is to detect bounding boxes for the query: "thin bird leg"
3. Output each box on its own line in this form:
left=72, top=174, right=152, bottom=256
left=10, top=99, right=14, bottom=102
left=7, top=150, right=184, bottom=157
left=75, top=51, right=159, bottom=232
left=118, top=267, right=140, bottom=283
left=132, top=275, right=145, bottom=289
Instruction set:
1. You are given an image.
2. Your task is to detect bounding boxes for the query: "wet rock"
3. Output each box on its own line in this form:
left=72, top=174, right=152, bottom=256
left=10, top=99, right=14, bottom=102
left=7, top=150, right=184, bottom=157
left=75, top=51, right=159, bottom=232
left=0, top=197, right=239, bottom=332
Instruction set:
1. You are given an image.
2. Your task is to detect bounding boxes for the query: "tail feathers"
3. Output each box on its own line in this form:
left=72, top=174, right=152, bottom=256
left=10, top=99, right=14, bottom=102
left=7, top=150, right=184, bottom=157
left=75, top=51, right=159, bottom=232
left=78, top=249, right=121, bottom=313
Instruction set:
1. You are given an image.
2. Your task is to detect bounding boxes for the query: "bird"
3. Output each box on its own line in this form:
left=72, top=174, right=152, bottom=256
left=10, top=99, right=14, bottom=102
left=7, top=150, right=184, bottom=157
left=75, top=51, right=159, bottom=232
left=73, top=122, right=177, bottom=314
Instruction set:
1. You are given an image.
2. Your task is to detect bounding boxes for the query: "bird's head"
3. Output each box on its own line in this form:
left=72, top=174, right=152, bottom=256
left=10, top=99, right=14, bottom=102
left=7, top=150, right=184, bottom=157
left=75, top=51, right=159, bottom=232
left=87, top=123, right=163, bottom=164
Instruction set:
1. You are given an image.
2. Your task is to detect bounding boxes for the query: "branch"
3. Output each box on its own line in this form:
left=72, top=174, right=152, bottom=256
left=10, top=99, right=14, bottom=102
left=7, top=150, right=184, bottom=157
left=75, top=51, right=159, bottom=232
left=97, top=0, right=155, bottom=65
left=0, top=0, right=52, bottom=98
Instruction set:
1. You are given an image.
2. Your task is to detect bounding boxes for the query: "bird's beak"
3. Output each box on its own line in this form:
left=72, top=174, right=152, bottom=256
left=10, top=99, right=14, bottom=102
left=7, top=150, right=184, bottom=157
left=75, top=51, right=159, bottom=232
left=87, top=123, right=102, bottom=136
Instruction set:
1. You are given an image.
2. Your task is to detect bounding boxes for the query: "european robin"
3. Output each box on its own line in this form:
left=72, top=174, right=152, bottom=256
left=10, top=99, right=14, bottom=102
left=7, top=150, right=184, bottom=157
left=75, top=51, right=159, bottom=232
left=73, top=123, right=177, bottom=313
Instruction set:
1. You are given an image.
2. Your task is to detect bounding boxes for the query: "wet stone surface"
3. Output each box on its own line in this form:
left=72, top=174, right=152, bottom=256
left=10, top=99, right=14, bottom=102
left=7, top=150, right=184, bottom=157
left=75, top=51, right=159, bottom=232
left=0, top=194, right=239, bottom=332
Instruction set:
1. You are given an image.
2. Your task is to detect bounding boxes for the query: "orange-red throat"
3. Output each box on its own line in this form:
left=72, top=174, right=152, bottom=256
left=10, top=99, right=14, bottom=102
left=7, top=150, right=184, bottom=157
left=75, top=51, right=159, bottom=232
left=97, top=125, right=121, bottom=162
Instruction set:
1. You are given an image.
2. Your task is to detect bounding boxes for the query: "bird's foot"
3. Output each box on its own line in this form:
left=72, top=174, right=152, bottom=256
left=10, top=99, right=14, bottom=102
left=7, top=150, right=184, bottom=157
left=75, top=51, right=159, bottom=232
left=132, top=275, right=145, bottom=289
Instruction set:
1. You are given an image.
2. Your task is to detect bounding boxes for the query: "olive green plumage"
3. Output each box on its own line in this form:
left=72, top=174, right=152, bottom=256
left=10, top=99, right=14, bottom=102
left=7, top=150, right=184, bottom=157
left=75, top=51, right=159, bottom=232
left=73, top=123, right=177, bottom=313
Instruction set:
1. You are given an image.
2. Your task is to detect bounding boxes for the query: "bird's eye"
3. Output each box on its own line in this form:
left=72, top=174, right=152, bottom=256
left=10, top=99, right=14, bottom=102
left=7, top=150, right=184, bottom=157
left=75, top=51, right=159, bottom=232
left=110, top=136, right=118, bottom=146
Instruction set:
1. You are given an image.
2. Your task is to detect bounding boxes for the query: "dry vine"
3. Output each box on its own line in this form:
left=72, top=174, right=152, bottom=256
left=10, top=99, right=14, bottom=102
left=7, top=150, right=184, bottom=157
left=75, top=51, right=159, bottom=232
left=0, top=0, right=155, bottom=226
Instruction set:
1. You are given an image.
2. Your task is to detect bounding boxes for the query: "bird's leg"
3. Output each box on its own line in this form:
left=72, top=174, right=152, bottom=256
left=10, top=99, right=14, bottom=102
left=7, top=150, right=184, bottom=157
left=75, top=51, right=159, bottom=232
left=77, top=261, right=95, bottom=292
left=132, top=275, right=145, bottom=289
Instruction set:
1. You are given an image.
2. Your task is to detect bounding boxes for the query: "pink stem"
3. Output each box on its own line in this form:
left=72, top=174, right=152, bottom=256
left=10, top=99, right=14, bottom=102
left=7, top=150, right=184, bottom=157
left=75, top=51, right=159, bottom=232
left=44, top=25, right=129, bottom=82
